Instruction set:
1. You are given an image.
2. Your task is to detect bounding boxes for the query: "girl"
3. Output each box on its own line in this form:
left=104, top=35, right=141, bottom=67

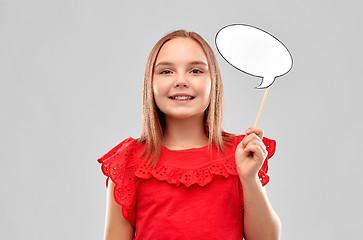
left=98, top=30, right=281, bottom=240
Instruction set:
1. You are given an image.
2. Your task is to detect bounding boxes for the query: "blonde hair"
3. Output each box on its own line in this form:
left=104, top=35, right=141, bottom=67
left=136, top=29, right=234, bottom=166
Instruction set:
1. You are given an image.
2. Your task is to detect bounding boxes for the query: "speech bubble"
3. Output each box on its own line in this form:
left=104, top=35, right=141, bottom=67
left=215, top=24, right=293, bottom=89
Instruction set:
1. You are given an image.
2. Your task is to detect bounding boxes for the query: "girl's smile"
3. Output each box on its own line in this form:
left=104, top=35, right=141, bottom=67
left=153, top=37, right=211, bottom=120
left=169, top=93, right=195, bottom=103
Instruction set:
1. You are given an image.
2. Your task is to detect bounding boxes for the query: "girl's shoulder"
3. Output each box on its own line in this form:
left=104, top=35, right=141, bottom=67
left=97, top=137, right=139, bottom=171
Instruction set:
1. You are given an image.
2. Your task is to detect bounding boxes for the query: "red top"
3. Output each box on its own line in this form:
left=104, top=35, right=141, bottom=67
left=97, top=134, right=276, bottom=240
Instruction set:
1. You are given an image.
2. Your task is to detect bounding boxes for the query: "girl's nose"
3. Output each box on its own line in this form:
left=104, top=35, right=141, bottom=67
left=174, top=74, right=189, bottom=88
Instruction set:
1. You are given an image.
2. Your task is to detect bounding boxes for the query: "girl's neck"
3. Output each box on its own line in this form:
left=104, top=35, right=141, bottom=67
left=163, top=114, right=209, bottom=150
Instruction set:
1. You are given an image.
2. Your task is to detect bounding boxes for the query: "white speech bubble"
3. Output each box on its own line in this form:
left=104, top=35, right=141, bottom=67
left=215, top=24, right=293, bottom=89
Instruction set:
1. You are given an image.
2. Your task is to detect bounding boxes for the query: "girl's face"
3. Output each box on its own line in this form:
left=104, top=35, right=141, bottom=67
left=153, top=37, right=211, bottom=121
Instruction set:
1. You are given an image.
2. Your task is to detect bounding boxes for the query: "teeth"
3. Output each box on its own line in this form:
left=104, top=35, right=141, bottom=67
left=172, top=96, right=193, bottom=100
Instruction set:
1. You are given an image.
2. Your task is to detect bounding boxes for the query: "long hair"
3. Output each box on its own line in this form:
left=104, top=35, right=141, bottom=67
left=136, top=29, right=234, bottom=166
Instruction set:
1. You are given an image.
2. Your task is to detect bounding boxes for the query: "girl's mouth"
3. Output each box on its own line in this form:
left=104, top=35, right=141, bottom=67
left=169, top=95, right=195, bottom=103
left=169, top=96, right=195, bottom=100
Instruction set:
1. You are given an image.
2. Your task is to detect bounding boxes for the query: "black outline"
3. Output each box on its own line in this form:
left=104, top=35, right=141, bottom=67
left=215, top=23, right=293, bottom=89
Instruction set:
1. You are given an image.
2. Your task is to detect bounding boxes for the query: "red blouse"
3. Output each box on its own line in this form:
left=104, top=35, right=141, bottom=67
left=97, top=134, right=276, bottom=240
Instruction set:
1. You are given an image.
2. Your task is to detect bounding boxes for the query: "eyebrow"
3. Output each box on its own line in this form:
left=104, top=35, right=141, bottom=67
left=154, top=61, right=208, bottom=68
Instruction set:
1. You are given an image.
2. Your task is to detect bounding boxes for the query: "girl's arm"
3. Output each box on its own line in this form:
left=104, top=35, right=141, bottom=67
left=104, top=180, right=134, bottom=240
left=241, top=175, right=281, bottom=240
left=235, top=127, right=281, bottom=240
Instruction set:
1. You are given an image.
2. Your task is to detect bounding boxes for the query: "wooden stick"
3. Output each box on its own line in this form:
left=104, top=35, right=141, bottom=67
left=253, top=87, right=269, bottom=127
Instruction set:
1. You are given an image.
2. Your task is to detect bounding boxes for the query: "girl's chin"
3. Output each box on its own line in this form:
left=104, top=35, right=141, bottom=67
left=164, top=112, right=205, bottom=120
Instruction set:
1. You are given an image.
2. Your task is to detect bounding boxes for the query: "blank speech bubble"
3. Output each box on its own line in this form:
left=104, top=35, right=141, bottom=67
left=215, top=24, right=293, bottom=89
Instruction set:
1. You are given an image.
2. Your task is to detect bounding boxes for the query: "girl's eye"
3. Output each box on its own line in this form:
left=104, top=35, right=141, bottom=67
left=191, top=69, right=203, bottom=74
left=160, top=70, right=172, bottom=74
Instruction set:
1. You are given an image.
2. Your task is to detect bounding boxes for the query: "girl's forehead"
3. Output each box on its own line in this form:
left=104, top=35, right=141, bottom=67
left=155, top=38, right=208, bottom=64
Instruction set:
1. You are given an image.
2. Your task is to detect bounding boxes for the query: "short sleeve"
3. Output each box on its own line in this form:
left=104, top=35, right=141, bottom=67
left=259, top=137, right=276, bottom=186
left=97, top=137, right=138, bottom=226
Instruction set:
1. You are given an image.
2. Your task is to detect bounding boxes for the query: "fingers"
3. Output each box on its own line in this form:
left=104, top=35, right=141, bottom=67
left=240, top=130, right=267, bottom=158
left=236, top=127, right=266, bottom=157
left=241, top=132, right=263, bottom=149
left=243, top=139, right=267, bottom=155
left=243, top=143, right=267, bottom=161
left=246, top=127, right=264, bottom=139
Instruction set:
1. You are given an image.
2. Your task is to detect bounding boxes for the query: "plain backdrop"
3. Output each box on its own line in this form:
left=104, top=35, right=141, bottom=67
left=1, top=0, right=362, bottom=239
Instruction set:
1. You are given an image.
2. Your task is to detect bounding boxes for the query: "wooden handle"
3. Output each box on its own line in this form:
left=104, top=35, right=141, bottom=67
left=253, top=87, right=269, bottom=127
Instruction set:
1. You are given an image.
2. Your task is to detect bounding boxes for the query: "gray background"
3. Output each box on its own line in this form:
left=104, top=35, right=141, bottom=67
left=1, top=0, right=362, bottom=239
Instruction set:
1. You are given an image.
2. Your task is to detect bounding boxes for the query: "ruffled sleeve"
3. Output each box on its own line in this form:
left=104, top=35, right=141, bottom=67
left=97, top=137, right=138, bottom=226
left=259, top=137, right=276, bottom=186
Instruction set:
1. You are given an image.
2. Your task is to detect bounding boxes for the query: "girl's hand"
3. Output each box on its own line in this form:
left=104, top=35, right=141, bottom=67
left=235, top=127, right=267, bottom=183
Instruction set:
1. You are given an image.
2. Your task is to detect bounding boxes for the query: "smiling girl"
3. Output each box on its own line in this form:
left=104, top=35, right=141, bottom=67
left=98, top=30, right=281, bottom=240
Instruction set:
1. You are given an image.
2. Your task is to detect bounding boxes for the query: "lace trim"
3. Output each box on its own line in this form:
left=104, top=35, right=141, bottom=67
left=134, top=155, right=239, bottom=187
left=134, top=137, right=276, bottom=188
left=97, top=137, right=137, bottom=226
